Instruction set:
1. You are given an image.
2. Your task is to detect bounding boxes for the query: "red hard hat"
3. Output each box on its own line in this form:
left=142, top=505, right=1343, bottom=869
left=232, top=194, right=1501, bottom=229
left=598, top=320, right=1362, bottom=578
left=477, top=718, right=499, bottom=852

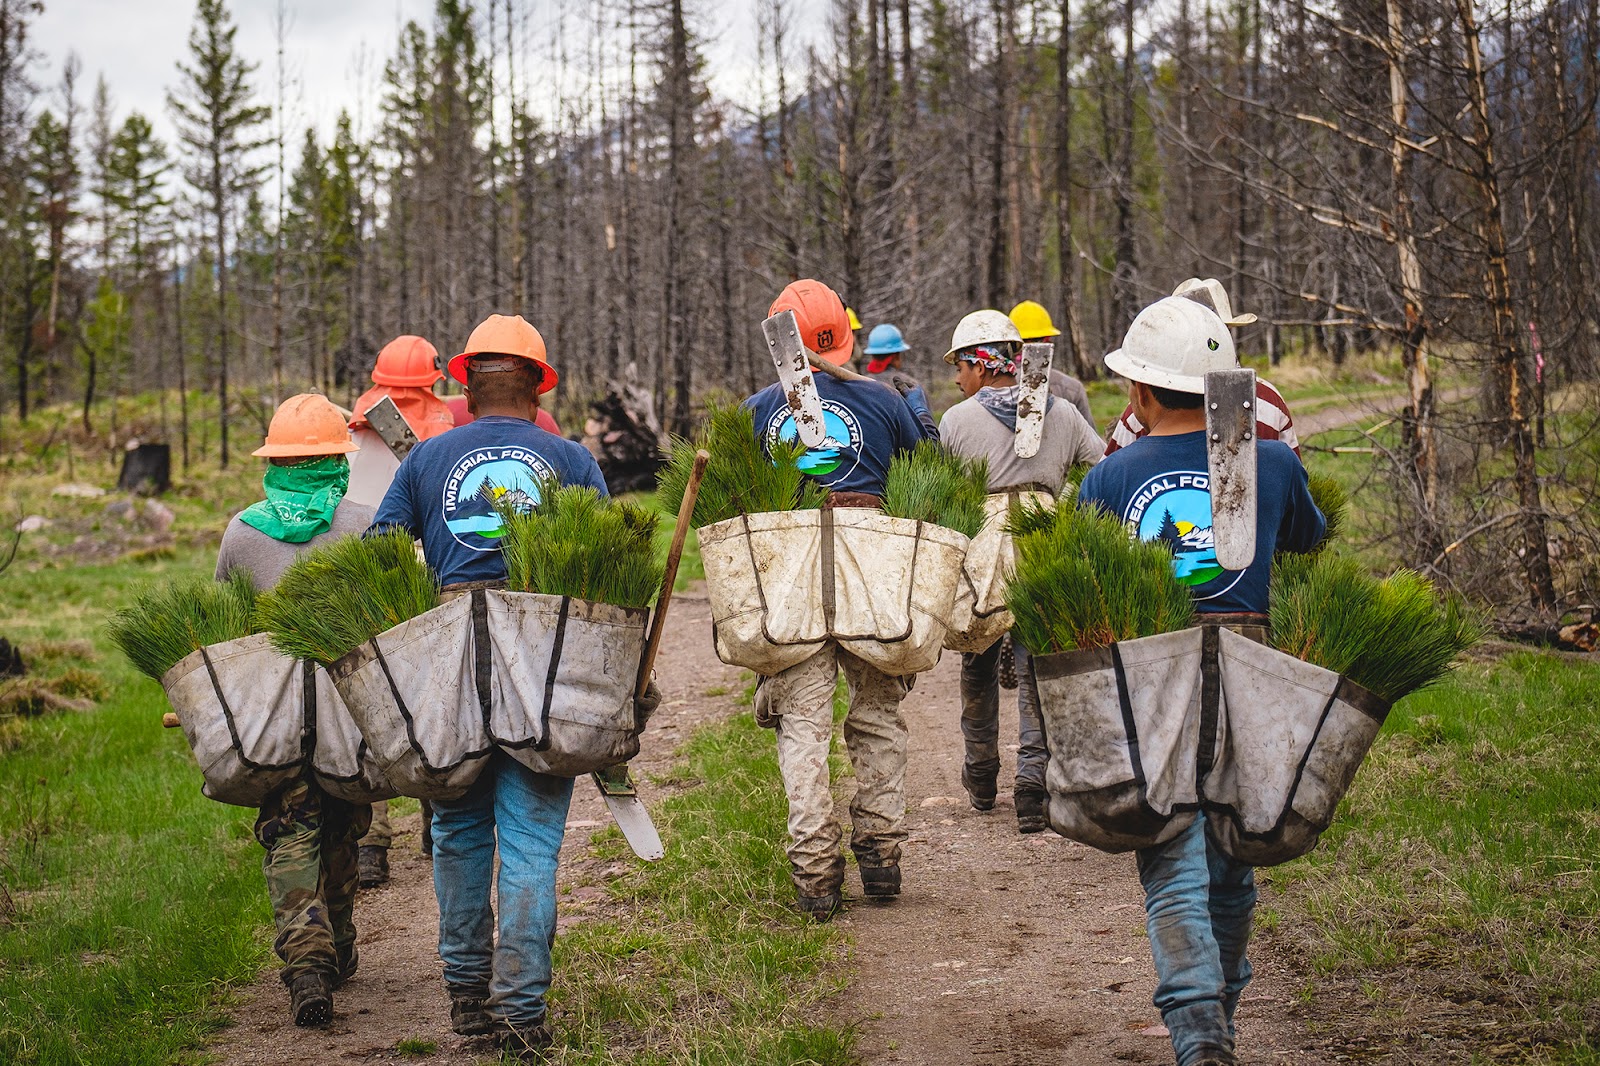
left=371, top=335, right=442, bottom=387
left=769, top=279, right=854, bottom=366
left=447, top=314, right=558, bottom=394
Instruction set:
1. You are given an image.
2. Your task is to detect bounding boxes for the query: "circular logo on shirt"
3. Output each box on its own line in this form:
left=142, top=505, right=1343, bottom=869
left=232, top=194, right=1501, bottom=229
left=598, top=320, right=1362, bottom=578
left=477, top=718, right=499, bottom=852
left=442, top=446, right=557, bottom=552
left=763, top=400, right=863, bottom=487
left=1123, top=470, right=1243, bottom=601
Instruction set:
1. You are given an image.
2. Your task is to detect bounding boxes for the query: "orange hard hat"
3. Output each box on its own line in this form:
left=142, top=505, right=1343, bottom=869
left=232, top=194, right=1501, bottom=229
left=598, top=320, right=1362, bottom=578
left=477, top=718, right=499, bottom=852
left=371, top=335, right=442, bottom=387
left=252, top=394, right=359, bottom=458
left=770, top=279, right=854, bottom=366
left=447, top=314, right=557, bottom=394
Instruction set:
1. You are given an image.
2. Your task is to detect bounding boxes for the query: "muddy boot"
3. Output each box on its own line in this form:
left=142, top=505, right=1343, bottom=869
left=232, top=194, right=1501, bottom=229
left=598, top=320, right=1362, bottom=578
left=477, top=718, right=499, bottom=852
left=496, top=1019, right=554, bottom=1062
left=357, top=845, right=390, bottom=889
left=859, top=862, right=901, bottom=900
left=449, top=987, right=494, bottom=1036
left=419, top=800, right=434, bottom=859
left=961, top=767, right=997, bottom=812
left=289, top=973, right=332, bottom=1028
left=1014, top=788, right=1049, bottom=834
left=796, top=888, right=842, bottom=923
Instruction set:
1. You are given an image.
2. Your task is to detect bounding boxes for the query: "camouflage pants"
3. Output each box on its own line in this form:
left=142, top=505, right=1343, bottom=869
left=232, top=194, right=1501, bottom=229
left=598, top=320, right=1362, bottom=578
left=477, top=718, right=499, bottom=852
left=253, top=777, right=373, bottom=985
left=762, top=645, right=911, bottom=896
left=360, top=799, right=393, bottom=848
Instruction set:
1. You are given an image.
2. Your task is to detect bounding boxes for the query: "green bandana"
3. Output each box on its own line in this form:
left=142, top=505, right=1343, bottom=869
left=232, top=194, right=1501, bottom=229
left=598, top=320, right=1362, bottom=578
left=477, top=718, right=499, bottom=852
left=237, top=456, right=351, bottom=543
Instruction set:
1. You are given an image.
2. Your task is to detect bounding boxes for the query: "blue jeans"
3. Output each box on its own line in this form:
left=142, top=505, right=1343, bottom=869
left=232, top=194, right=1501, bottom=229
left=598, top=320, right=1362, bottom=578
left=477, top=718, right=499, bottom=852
left=431, top=752, right=574, bottom=1028
left=959, top=637, right=1047, bottom=793
left=1135, top=812, right=1256, bottom=1066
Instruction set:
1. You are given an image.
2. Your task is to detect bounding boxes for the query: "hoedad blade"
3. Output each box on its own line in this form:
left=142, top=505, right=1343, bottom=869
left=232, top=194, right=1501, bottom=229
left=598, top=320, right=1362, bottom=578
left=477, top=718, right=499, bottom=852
left=762, top=310, right=827, bottom=449
left=592, top=766, right=665, bottom=861
left=363, top=395, right=421, bottom=460
left=1205, top=368, right=1258, bottom=572
left=1014, top=343, right=1054, bottom=459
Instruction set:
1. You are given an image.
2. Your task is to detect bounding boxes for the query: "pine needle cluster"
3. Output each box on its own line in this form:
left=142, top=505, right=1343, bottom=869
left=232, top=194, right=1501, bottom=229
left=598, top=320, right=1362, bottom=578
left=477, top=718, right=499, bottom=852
left=1270, top=553, right=1482, bottom=703
left=257, top=530, right=441, bottom=665
left=497, top=482, right=664, bottom=608
left=881, top=442, right=988, bottom=538
left=1308, top=474, right=1348, bottom=550
left=1005, top=497, right=1194, bottom=654
left=656, top=402, right=826, bottom=528
left=107, top=572, right=259, bottom=681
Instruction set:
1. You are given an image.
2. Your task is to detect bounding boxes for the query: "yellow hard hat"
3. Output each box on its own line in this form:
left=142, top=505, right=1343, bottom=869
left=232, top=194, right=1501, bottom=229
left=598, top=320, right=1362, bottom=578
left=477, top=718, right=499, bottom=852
left=846, top=306, right=863, bottom=332
left=1009, top=300, right=1061, bottom=341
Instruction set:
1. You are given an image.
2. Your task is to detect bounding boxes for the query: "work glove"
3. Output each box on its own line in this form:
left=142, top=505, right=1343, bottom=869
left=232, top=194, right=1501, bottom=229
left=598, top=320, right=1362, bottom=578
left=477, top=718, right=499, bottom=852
left=752, top=677, right=780, bottom=729
left=634, top=678, right=663, bottom=729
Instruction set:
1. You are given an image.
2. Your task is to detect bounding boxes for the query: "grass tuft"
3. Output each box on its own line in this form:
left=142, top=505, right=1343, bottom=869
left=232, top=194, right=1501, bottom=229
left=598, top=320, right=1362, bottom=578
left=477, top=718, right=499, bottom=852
left=256, top=530, right=440, bottom=664
left=881, top=442, right=988, bottom=538
left=394, top=1036, right=437, bottom=1057
left=104, top=571, right=258, bottom=681
left=656, top=402, right=826, bottom=528
left=497, top=482, right=664, bottom=607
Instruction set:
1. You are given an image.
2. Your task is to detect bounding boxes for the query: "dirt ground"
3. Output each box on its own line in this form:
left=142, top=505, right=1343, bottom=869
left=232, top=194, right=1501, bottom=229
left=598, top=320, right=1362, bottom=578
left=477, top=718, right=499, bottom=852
left=208, top=590, right=1337, bottom=1066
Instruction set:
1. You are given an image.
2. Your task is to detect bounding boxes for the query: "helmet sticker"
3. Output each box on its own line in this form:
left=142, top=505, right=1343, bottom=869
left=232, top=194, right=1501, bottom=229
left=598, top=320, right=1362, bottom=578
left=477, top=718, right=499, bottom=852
left=1207, top=338, right=1220, bottom=351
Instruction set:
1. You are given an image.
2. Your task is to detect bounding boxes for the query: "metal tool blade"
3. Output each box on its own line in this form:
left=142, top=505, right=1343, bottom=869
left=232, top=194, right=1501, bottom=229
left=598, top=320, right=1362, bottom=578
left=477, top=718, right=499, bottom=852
left=762, top=310, right=827, bottom=449
left=592, top=767, right=664, bottom=861
left=1205, top=368, right=1258, bottom=572
left=1014, top=342, right=1054, bottom=459
left=364, top=395, right=421, bottom=460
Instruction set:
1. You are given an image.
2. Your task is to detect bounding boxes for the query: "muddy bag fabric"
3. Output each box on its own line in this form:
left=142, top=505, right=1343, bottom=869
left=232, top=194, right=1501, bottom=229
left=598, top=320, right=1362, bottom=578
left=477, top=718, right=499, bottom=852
left=1204, top=627, right=1391, bottom=866
left=162, top=633, right=308, bottom=807
left=309, top=664, right=400, bottom=804
left=330, top=595, right=493, bottom=801
left=944, top=489, right=1053, bottom=654
left=698, top=509, right=969, bottom=676
left=1033, top=628, right=1208, bottom=852
left=479, top=589, right=647, bottom=777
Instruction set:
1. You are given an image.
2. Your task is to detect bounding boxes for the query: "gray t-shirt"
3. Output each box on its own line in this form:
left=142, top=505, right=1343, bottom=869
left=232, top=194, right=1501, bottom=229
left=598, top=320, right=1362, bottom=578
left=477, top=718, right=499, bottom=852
left=939, top=393, right=1103, bottom=493
left=214, top=498, right=377, bottom=591
left=1049, top=368, right=1096, bottom=429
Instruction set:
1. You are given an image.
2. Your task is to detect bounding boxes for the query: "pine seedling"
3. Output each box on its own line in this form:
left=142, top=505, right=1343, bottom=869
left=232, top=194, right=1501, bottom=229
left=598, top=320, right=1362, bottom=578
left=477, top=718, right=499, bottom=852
left=258, top=530, right=440, bottom=665
left=881, top=442, right=988, bottom=538
left=1308, top=474, right=1348, bottom=551
left=657, top=402, right=827, bottom=528
left=107, top=571, right=260, bottom=681
left=497, top=482, right=664, bottom=608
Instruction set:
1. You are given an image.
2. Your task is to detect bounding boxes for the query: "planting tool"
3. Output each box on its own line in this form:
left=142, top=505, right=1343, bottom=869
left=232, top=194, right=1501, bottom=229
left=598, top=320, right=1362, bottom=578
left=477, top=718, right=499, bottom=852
left=590, top=448, right=709, bottom=862
left=1014, top=342, right=1053, bottom=459
left=1205, top=368, right=1258, bottom=572
left=364, top=395, right=421, bottom=460
left=763, top=310, right=828, bottom=448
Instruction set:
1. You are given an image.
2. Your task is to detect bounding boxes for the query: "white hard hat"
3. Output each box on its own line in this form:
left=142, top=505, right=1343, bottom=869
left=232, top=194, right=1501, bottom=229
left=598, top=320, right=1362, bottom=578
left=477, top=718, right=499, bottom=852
left=1172, top=277, right=1258, bottom=326
left=944, top=309, right=1023, bottom=364
left=1104, top=297, right=1236, bottom=393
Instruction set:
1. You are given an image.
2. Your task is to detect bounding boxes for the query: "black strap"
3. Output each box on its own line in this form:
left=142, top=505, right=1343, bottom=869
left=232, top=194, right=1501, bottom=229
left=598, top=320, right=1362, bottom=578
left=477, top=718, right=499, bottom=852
left=820, top=506, right=837, bottom=631
left=198, top=645, right=303, bottom=773
left=372, top=636, right=495, bottom=774
left=1109, top=642, right=1149, bottom=793
left=301, top=659, right=318, bottom=760
left=471, top=589, right=493, bottom=725
left=1197, top=624, right=1222, bottom=790
left=536, top=596, right=572, bottom=752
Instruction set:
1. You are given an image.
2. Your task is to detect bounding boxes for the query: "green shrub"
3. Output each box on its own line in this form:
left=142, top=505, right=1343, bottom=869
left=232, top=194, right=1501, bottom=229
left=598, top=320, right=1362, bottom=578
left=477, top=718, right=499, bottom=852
left=656, top=402, right=826, bottom=528
left=498, top=483, right=664, bottom=607
left=881, top=442, right=988, bottom=538
left=105, top=572, right=258, bottom=681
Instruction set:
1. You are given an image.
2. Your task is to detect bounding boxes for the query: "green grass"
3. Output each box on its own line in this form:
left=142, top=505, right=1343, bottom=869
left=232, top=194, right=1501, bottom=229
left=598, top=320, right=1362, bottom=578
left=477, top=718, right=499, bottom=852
left=395, top=1035, right=438, bottom=1056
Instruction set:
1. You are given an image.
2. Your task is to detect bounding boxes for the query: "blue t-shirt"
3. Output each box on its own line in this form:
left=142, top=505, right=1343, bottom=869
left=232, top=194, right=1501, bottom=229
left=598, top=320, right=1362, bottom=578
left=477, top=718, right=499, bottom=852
left=744, top=373, right=935, bottom=497
left=1076, top=431, right=1324, bottom=615
left=370, top=415, right=609, bottom=586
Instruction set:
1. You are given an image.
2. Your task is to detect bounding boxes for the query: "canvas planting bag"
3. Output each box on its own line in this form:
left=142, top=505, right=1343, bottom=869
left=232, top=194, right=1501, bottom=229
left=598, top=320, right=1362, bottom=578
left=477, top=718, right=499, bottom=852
left=308, top=664, right=399, bottom=804
left=1203, top=626, right=1392, bottom=866
left=1033, top=627, right=1211, bottom=852
left=944, top=488, right=1053, bottom=654
left=698, top=508, right=969, bottom=676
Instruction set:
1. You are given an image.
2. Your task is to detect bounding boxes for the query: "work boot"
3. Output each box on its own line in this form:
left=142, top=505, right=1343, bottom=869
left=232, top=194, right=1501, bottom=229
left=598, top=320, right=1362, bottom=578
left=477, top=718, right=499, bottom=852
left=962, top=767, right=997, bottom=812
left=449, top=987, right=494, bottom=1036
left=795, top=888, right=842, bottom=923
left=496, top=1019, right=554, bottom=1062
left=859, top=862, right=901, bottom=900
left=333, top=946, right=358, bottom=990
left=1015, top=789, right=1049, bottom=834
left=289, top=973, right=332, bottom=1028
left=357, top=845, right=390, bottom=888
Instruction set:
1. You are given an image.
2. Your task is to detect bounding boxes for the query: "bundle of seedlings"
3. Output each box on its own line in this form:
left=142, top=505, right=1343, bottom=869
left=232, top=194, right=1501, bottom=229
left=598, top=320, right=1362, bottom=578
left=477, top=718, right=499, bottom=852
left=881, top=442, right=988, bottom=538
left=656, top=402, right=825, bottom=528
left=108, top=571, right=259, bottom=681
left=1307, top=474, right=1347, bottom=551
left=1270, top=553, right=1481, bottom=703
left=1005, top=497, right=1194, bottom=654
left=497, top=483, right=664, bottom=608
left=257, top=529, right=440, bottom=665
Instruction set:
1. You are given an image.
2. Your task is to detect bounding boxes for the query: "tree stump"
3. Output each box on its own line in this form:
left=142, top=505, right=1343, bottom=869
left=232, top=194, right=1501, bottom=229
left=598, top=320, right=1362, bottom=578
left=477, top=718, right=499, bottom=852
left=118, top=443, right=172, bottom=496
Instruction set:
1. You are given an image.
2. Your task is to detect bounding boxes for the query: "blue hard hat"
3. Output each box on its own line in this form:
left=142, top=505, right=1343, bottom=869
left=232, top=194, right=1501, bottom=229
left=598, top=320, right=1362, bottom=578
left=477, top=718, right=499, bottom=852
left=865, top=323, right=909, bottom=356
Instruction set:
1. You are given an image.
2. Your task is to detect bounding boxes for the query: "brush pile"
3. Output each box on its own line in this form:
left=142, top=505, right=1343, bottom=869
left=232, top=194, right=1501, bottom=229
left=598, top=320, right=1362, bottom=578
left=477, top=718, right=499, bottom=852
left=882, top=443, right=988, bottom=538
left=497, top=484, right=663, bottom=608
left=657, top=402, right=825, bottom=527
left=257, top=530, right=440, bottom=665
left=108, top=572, right=259, bottom=681
left=1004, top=497, right=1193, bottom=654
left=1270, top=553, right=1481, bottom=703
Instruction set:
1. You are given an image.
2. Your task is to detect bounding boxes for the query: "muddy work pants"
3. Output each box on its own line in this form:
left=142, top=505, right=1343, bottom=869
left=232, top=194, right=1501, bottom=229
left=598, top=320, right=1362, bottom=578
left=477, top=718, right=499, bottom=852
left=959, top=636, right=1047, bottom=795
left=761, top=644, right=911, bottom=896
left=359, top=799, right=393, bottom=848
left=253, top=777, right=373, bottom=986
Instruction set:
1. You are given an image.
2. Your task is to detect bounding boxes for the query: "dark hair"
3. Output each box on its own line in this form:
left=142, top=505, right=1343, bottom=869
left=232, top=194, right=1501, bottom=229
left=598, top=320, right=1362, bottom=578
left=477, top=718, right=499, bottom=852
left=466, top=359, right=543, bottom=405
left=1149, top=384, right=1204, bottom=410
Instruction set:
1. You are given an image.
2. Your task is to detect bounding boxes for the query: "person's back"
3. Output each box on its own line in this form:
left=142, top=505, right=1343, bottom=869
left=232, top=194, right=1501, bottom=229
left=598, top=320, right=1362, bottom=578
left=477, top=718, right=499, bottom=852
left=216, top=500, right=374, bottom=590
left=941, top=390, right=1100, bottom=492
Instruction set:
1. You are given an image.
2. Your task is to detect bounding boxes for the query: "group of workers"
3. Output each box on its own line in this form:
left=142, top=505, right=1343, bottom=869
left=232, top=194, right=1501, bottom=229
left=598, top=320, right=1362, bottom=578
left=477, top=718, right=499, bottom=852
left=213, top=273, right=1314, bottom=1066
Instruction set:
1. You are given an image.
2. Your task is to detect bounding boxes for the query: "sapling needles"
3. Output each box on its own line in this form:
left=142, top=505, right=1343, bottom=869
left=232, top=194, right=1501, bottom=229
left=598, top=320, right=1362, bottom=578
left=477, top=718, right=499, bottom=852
left=657, top=402, right=825, bottom=528
left=107, top=572, right=259, bottom=681
left=881, top=442, right=988, bottom=538
left=497, top=483, right=664, bottom=608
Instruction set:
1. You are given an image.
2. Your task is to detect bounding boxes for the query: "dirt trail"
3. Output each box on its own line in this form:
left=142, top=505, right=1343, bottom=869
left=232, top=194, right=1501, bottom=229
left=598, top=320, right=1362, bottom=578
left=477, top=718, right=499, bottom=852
left=1292, top=384, right=1473, bottom=440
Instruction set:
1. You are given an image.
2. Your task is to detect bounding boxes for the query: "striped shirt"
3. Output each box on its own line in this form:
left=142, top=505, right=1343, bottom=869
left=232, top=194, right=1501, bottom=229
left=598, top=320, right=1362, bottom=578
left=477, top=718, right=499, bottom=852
left=1103, top=377, right=1299, bottom=457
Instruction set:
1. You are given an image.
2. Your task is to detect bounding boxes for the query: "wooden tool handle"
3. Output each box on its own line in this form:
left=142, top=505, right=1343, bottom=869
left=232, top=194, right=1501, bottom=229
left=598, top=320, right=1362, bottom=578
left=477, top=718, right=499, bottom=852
left=162, top=712, right=179, bottom=728
left=806, top=352, right=902, bottom=395
left=636, top=450, right=710, bottom=699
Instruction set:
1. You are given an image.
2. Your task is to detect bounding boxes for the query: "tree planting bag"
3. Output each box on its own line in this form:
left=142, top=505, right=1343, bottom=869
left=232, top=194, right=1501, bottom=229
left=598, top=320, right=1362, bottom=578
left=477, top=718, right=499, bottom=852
left=309, top=664, right=400, bottom=804
left=162, top=633, right=307, bottom=807
left=698, top=508, right=969, bottom=676
left=1204, top=626, right=1392, bottom=866
left=1033, top=627, right=1210, bottom=852
left=944, top=488, right=1053, bottom=654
